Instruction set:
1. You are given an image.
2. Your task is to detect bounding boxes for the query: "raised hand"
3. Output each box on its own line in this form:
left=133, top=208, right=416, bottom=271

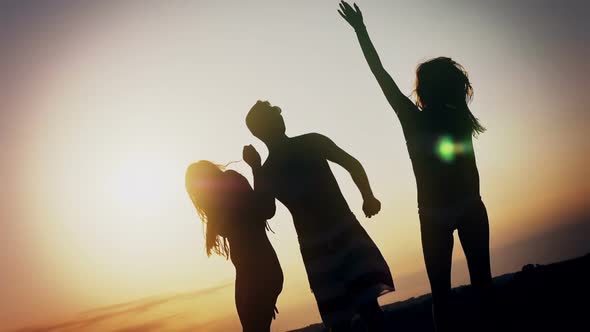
left=338, top=1, right=365, bottom=30
left=362, top=195, right=381, bottom=218
left=243, top=144, right=262, bottom=169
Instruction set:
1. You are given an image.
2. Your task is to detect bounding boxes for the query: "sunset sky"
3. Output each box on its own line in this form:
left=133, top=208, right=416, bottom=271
left=1, top=1, right=588, bottom=331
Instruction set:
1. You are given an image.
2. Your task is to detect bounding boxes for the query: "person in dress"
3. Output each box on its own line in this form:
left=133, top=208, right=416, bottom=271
left=244, top=100, right=394, bottom=332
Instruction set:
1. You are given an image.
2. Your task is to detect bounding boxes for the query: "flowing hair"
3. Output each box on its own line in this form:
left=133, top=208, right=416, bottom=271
left=414, top=57, right=486, bottom=137
left=189, top=192, right=230, bottom=258
left=185, top=160, right=237, bottom=259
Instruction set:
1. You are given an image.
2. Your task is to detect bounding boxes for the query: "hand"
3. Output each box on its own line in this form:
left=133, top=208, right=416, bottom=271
left=362, top=195, right=381, bottom=218
left=243, top=144, right=261, bottom=169
left=338, top=1, right=365, bottom=30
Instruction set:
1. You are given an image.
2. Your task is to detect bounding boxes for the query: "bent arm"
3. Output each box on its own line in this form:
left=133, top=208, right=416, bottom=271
left=312, top=133, right=375, bottom=200
left=252, top=166, right=276, bottom=220
left=243, top=145, right=276, bottom=220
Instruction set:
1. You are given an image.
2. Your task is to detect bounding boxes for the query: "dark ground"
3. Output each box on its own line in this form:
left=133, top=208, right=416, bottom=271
left=291, top=253, right=590, bottom=332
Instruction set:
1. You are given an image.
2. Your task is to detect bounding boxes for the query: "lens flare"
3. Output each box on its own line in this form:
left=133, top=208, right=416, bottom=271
left=436, top=136, right=455, bottom=162
left=435, top=136, right=474, bottom=162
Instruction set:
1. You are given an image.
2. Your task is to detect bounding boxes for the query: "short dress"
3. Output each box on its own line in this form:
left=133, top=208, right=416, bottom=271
left=260, top=135, right=394, bottom=326
left=298, top=213, right=394, bottom=325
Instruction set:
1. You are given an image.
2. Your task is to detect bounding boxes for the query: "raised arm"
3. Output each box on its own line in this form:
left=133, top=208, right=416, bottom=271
left=338, top=1, right=416, bottom=117
left=243, top=145, right=276, bottom=220
left=309, top=133, right=381, bottom=218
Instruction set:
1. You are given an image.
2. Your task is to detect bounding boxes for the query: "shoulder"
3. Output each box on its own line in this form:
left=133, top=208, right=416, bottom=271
left=399, top=103, right=421, bottom=121
left=224, top=169, right=244, bottom=178
left=292, top=133, right=342, bottom=158
left=399, top=106, right=424, bottom=135
left=224, top=170, right=251, bottom=188
left=294, top=133, right=333, bottom=146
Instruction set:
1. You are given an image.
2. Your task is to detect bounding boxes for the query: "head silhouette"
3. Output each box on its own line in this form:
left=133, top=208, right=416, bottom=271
left=414, top=57, right=485, bottom=136
left=415, top=57, right=472, bottom=110
left=246, top=100, right=286, bottom=143
left=185, top=160, right=229, bottom=257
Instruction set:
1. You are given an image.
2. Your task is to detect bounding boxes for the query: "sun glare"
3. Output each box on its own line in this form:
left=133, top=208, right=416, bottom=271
left=107, top=157, right=179, bottom=218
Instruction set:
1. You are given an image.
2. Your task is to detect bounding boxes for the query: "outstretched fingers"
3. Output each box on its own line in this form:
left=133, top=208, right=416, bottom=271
left=338, top=8, right=347, bottom=21
left=338, top=2, right=348, bottom=20
left=353, top=3, right=363, bottom=18
left=341, top=1, right=354, bottom=13
left=338, top=1, right=364, bottom=29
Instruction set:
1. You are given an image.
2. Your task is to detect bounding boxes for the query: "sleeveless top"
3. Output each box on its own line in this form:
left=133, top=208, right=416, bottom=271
left=398, top=106, right=481, bottom=208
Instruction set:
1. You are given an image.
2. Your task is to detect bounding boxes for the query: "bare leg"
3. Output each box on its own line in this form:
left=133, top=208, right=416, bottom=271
left=458, top=200, right=493, bottom=330
left=236, top=277, right=275, bottom=332
left=420, top=217, right=455, bottom=332
left=458, top=201, right=492, bottom=291
left=239, top=305, right=273, bottom=332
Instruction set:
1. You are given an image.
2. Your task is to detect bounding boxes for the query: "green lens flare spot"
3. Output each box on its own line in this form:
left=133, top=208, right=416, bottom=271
left=436, top=136, right=455, bottom=162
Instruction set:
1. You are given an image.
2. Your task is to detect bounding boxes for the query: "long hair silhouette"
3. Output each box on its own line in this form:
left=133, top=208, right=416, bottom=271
left=414, top=57, right=485, bottom=136
left=185, top=160, right=230, bottom=257
left=339, top=1, right=494, bottom=331
left=185, top=159, right=283, bottom=332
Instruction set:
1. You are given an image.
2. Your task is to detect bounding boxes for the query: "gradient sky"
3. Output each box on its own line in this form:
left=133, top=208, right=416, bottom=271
left=1, top=1, right=589, bottom=331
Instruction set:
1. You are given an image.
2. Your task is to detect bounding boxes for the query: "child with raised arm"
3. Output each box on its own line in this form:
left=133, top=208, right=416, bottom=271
left=339, top=2, right=492, bottom=331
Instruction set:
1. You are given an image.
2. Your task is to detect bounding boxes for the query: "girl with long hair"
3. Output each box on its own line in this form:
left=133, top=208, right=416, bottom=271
left=339, top=2, right=492, bottom=331
left=185, top=160, right=283, bottom=332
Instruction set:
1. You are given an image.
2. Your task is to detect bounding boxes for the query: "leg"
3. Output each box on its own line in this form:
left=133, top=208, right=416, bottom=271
left=240, top=301, right=274, bottom=332
left=359, top=300, right=385, bottom=332
left=457, top=201, right=493, bottom=330
left=236, top=278, right=274, bottom=332
left=420, top=217, right=455, bottom=332
left=457, top=201, right=492, bottom=293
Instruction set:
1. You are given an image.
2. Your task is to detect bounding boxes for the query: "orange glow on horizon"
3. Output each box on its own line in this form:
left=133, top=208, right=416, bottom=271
left=1, top=1, right=588, bottom=331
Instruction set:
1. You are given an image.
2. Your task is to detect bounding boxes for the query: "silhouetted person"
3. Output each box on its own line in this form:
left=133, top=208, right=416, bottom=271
left=339, top=2, right=493, bottom=331
left=185, top=161, right=283, bottom=332
left=244, top=101, right=394, bottom=332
